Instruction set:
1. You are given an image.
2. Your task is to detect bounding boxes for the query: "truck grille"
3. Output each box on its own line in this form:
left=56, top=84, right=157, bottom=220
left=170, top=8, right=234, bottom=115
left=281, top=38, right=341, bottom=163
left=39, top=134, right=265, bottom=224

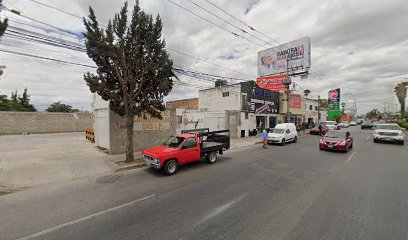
left=143, top=154, right=154, bottom=160
left=378, top=132, right=399, bottom=136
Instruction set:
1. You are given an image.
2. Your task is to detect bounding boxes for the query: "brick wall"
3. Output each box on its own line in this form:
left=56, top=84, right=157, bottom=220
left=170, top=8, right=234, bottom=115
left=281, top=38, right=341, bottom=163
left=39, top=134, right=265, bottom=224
left=166, top=98, right=198, bottom=109
left=109, top=109, right=177, bottom=154
left=0, top=111, right=93, bottom=135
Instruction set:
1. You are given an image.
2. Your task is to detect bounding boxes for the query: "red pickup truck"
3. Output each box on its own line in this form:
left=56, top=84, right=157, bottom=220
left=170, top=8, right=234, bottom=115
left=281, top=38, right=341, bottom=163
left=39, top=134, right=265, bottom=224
left=142, top=130, right=230, bottom=175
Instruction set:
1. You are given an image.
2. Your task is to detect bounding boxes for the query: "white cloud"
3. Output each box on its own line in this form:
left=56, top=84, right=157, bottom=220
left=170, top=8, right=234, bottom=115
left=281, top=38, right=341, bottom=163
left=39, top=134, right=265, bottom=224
left=0, top=0, right=407, bottom=114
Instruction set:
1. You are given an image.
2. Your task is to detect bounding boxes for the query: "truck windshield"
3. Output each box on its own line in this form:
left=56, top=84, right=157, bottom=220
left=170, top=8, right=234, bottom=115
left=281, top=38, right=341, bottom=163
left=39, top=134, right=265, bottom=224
left=163, top=136, right=186, bottom=148
left=376, top=125, right=400, bottom=130
left=271, top=129, right=285, bottom=134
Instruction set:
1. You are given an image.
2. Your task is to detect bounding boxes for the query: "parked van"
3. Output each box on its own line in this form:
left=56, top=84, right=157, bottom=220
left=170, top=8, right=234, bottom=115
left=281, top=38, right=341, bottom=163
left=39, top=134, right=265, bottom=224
left=267, top=123, right=298, bottom=146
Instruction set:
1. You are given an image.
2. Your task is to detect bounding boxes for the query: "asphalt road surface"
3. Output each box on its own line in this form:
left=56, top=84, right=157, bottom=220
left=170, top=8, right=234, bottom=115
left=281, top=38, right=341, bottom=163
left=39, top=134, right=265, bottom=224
left=1, top=127, right=407, bottom=240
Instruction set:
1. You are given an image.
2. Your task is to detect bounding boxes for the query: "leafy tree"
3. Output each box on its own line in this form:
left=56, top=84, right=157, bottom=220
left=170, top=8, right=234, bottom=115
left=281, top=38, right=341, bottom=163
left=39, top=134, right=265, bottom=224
left=394, top=82, right=407, bottom=113
left=0, top=89, right=36, bottom=111
left=0, top=0, right=8, bottom=38
left=46, top=101, right=79, bottom=113
left=83, top=0, right=176, bottom=162
left=303, top=89, right=311, bottom=97
left=318, top=98, right=328, bottom=109
left=366, top=109, right=380, bottom=120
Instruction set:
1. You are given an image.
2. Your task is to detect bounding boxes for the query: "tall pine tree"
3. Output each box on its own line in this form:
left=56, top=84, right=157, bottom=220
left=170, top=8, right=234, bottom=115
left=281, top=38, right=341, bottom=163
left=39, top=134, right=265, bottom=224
left=83, top=1, right=176, bottom=162
left=0, top=0, right=8, bottom=37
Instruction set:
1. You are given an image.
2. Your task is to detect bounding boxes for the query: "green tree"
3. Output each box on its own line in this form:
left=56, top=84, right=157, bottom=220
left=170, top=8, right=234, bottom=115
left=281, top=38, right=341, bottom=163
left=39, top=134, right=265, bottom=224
left=18, top=88, right=36, bottom=111
left=394, top=82, right=407, bottom=113
left=366, top=109, right=380, bottom=120
left=319, top=98, right=328, bottom=109
left=0, top=89, right=36, bottom=111
left=83, top=0, right=176, bottom=162
left=0, top=0, right=8, bottom=38
left=46, top=101, right=79, bottom=113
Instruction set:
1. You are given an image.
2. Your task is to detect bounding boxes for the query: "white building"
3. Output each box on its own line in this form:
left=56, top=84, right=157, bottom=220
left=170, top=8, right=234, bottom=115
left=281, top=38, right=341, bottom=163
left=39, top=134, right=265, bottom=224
left=303, top=98, right=319, bottom=127
left=198, top=81, right=280, bottom=137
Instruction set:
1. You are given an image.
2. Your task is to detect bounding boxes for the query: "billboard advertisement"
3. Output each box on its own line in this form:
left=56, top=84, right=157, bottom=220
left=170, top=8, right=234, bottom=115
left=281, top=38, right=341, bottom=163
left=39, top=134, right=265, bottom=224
left=328, top=88, right=341, bottom=120
left=290, top=93, right=302, bottom=109
left=256, top=75, right=288, bottom=92
left=257, top=36, right=311, bottom=77
left=241, top=81, right=279, bottom=114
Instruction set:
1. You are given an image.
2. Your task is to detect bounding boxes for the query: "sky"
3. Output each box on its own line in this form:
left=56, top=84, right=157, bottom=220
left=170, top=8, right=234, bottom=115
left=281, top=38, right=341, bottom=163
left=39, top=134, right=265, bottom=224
left=0, top=0, right=407, bottom=114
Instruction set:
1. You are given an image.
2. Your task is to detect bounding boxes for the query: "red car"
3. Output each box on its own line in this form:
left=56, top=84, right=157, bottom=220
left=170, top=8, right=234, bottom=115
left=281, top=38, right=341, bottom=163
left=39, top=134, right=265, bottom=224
left=310, top=125, right=328, bottom=135
left=319, top=130, right=353, bottom=152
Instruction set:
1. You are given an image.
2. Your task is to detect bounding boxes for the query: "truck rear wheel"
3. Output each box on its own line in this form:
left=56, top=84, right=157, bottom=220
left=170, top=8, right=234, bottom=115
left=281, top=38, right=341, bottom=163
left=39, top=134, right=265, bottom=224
left=163, top=159, right=178, bottom=175
left=207, top=152, right=217, bottom=164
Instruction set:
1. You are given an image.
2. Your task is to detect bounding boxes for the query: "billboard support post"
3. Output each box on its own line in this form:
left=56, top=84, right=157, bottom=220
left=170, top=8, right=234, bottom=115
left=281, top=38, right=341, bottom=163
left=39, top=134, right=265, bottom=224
left=283, top=58, right=292, bottom=123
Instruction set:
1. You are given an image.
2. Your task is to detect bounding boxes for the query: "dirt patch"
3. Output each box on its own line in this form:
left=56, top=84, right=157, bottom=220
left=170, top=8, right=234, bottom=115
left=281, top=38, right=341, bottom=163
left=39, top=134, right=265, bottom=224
left=0, top=191, right=13, bottom=197
left=96, top=174, right=121, bottom=184
left=115, top=158, right=146, bottom=172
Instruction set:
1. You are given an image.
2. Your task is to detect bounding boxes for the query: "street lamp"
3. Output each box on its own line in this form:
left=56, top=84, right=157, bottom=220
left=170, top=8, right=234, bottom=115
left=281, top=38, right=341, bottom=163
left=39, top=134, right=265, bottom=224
left=283, top=77, right=292, bottom=123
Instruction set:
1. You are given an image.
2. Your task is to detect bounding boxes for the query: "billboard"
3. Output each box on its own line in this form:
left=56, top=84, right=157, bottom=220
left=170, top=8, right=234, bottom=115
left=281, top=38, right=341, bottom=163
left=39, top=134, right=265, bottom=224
left=241, top=81, right=279, bottom=114
left=257, top=36, right=311, bottom=77
left=256, top=75, right=288, bottom=92
left=290, top=93, right=302, bottom=109
left=328, top=88, right=341, bottom=120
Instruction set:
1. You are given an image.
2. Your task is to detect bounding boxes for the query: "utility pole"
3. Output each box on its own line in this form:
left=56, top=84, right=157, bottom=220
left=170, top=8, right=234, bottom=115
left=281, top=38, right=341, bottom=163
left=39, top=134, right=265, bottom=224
left=283, top=57, right=292, bottom=123
left=317, top=95, right=321, bottom=123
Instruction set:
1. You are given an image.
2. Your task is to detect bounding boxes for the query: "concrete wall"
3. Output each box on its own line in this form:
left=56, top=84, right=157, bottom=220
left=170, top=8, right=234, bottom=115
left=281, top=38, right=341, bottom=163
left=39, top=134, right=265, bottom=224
left=109, top=109, right=177, bottom=154
left=0, top=111, right=93, bottom=135
left=199, top=84, right=241, bottom=111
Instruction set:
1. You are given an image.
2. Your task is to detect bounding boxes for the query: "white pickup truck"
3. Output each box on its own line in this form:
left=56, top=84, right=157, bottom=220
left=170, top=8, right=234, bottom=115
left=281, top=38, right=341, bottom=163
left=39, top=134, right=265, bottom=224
left=373, top=124, right=405, bottom=145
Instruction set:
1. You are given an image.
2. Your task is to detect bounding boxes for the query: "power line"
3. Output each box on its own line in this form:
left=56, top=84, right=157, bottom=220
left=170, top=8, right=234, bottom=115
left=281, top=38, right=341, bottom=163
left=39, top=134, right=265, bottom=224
left=203, top=0, right=281, bottom=45
left=186, top=0, right=272, bottom=47
left=0, top=48, right=96, bottom=68
left=29, top=0, right=84, bottom=19
left=166, top=0, right=263, bottom=47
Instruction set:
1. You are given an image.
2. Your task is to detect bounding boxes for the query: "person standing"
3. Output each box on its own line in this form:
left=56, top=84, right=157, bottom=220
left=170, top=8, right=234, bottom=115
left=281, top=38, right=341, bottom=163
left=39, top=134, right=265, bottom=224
left=318, top=123, right=323, bottom=136
left=262, top=129, right=268, bottom=149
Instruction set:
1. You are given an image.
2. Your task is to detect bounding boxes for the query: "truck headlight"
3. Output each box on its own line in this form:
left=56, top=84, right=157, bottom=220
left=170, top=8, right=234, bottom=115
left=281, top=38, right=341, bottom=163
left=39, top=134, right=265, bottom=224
left=153, top=158, right=160, bottom=164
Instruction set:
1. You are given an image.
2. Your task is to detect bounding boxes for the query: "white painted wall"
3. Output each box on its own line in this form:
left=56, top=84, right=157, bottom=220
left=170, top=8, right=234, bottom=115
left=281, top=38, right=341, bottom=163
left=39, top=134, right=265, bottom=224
left=92, top=94, right=110, bottom=149
left=304, top=98, right=319, bottom=125
left=199, top=85, right=241, bottom=112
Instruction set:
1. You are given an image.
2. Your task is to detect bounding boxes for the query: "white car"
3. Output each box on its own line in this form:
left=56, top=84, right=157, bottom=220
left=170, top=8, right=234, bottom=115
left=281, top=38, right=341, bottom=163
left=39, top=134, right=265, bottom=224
left=373, top=124, right=405, bottom=145
left=339, top=122, right=349, bottom=128
left=323, top=121, right=338, bottom=130
left=349, top=121, right=357, bottom=126
left=267, top=123, right=298, bottom=146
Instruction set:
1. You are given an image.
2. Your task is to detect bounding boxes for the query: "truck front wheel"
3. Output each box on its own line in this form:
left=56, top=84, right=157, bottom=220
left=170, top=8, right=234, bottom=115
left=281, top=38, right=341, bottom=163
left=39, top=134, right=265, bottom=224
left=207, top=152, right=217, bottom=164
left=163, top=159, right=178, bottom=175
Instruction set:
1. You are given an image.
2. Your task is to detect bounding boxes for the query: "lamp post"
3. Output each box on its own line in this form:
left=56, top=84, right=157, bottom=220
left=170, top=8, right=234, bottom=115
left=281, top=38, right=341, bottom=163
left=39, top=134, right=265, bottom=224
left=283, top=77, right=292, bottom=123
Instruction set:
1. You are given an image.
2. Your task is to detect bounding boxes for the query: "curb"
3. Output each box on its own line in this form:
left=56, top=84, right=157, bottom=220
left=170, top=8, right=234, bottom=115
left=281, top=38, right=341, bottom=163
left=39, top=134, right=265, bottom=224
left=115, top=160, right=146, bottom=172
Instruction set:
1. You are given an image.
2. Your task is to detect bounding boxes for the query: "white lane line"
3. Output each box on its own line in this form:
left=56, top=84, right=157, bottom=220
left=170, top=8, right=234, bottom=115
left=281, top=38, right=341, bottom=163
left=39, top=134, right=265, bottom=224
left=346, top=151, right=357, bottom=163
left=195, top=193, right=247, bottom=227
left=366, top=135, right=370, bottom=140
left=16, top=194, right=156, bottom=240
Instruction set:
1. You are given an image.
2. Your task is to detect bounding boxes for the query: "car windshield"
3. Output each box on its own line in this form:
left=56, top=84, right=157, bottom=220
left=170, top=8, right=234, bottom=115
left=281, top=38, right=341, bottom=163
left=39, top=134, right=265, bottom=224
left=363, top=121, right=371, bottom=124
left=271, top=128, right=285, bottom=134
left=376, top=125, right=400, bottom=130
left=325, top=122, right=336, bottom=125
left=163, top=136, right=185, bottom=148
left=324, top=131, right=346, bottom=138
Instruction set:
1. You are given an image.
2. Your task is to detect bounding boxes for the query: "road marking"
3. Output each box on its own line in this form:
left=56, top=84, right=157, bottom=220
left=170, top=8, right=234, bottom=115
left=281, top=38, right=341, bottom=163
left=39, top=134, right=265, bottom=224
left=195, top=194, right=247, bottom=227
left=366, top=135, right=370, bottom=140
left=346, top=151, right=357, bottom=163
left=16, top=194, right=156, bottom=240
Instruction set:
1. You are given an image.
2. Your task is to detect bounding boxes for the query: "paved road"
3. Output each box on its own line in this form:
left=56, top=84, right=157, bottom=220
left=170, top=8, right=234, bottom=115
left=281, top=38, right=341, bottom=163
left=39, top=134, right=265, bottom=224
left=1, top=127, right=407, bottom=240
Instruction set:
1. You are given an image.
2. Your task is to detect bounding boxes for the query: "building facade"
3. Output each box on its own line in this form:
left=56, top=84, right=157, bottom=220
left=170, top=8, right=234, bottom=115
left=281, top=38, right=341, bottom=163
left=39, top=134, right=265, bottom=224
left=199, top=81, right=280, bottom=137
left=303, top=98, right=319, bottom=128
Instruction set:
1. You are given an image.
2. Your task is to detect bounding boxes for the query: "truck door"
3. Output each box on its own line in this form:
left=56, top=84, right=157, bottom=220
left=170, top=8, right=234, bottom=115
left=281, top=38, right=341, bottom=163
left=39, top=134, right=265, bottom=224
left=179, top=137, right=200, bottom=164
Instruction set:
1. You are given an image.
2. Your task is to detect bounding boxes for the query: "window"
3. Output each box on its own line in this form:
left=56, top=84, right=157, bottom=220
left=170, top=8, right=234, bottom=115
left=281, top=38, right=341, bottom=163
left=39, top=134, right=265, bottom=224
left=245, top=112, right=249, bottom=119
left=309, top=105, right=313, bottom=110
left=222, top=92, right=229, bottom=97
left=183, top=138, right=197, bottom=149
left=315, top=106, right=318, bottom=111
left=286, top=129, right=290, bottom=134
